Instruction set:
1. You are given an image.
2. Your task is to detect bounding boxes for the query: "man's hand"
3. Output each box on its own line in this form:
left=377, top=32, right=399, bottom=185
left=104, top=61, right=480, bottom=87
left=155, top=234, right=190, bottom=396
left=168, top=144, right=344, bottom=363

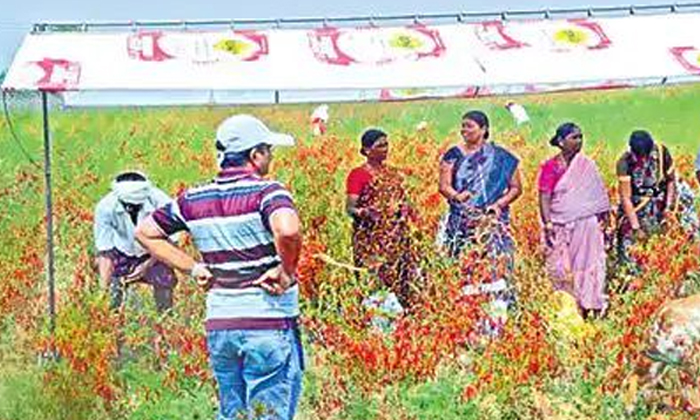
left=252, top=266, right=295, bottom=296
left=96, top=254, right=115, bottom=289
left=191, top=262, right=214, bottom=290
left=124, top=258, right=154, bottom=284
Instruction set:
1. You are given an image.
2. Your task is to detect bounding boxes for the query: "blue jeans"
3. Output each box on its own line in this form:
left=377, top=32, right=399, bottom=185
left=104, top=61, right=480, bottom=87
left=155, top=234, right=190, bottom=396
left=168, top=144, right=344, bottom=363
left=207, top=328, right=303, bottom=420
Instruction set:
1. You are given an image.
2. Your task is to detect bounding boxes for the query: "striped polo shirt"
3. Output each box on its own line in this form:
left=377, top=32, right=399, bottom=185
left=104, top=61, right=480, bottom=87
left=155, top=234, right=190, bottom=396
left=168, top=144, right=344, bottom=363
left=151, top=167, right=299, bottom=331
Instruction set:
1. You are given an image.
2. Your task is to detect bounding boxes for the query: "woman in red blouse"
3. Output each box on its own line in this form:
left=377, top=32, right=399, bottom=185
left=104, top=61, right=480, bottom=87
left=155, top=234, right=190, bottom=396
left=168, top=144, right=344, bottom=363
left=345, top=129, right=417, bottom=307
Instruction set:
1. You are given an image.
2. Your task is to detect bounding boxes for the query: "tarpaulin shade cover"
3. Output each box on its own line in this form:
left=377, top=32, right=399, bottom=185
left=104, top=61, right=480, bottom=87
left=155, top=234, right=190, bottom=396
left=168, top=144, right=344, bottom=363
left=3, top=12, right=700, bottom=104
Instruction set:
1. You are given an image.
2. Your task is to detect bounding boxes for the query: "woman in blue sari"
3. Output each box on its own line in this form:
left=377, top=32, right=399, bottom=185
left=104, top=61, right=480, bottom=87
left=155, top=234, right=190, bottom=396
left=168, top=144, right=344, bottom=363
left=438, top=110, right=522, bottom=321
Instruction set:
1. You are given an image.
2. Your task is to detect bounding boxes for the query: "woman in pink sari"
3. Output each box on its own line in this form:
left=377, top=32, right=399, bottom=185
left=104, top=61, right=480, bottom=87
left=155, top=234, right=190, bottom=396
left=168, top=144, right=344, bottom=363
left=538, top=123, right=611, bottom=318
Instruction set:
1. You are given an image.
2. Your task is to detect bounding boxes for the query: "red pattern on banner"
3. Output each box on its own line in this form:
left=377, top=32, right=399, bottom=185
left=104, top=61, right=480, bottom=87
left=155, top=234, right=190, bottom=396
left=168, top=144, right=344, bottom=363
left=235, top=30, right=269, bottom=62
left=476, top=19, right=611, bottom=51
left=523, top=79, right=633, bottom=94
left=565, top=19, right=612, bottom=50
left=127, top=32, right=174, bottom=61
left=378, top=86, right=481, bottom=101
left=31, top=58, right=81, bottom=92
left=670, top=46, right=700, bottom=74
left=476, top=20, right=530, bottom=50
left=126, top=30, right=269, bottom=63
left=308, top=24, right=446, bottom=66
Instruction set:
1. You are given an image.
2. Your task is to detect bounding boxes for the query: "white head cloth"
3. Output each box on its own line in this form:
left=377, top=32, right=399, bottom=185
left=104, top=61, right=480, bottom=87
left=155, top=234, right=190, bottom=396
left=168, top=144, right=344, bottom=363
left=111, top=179, right=152, bottom=204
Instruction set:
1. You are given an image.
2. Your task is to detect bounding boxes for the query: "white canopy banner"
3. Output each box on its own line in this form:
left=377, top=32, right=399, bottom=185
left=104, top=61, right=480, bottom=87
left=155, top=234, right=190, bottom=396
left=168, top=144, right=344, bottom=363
left=3, top=13, right=700, bottom=105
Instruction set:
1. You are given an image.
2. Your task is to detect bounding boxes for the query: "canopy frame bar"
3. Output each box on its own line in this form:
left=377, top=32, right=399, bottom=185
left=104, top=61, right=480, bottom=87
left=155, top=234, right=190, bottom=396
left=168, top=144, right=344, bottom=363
left=31, top=2, right=700, bottom=33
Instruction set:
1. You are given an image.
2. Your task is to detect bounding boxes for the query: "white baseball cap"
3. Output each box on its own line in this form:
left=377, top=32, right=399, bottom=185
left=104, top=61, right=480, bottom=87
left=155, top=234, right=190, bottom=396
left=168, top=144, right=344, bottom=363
left=216, top=114, right=295, bottom=153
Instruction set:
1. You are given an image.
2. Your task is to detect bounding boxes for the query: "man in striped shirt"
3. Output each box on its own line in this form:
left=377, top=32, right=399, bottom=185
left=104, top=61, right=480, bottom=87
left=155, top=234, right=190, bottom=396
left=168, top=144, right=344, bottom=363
left=135, top=114, right=303, bottom=420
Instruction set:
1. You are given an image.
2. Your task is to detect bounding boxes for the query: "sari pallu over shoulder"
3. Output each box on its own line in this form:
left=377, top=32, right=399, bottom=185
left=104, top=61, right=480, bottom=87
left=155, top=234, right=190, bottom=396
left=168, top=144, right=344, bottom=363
left=550, top=154, right=611, bottom=225
left=443, top=143, right=519, bottom=271
left=545, top=153, right=610, bottom=311
left=450, top=143, right=519, bottom=216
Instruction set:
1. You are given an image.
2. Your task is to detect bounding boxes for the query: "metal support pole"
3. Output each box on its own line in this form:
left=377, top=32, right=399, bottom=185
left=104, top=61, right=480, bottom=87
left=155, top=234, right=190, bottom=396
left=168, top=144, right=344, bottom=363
left=41, top=90, right=56, bottom=357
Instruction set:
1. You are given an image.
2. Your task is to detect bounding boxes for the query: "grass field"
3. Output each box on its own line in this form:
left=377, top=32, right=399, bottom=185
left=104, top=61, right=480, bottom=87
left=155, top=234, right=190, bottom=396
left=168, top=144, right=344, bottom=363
left=1, top=84, right=700, bottom=419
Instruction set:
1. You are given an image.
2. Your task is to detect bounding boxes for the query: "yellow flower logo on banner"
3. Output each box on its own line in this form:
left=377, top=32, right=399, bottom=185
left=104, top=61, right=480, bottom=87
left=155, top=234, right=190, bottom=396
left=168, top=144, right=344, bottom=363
left=389, top=33, right=425, bottom=50
left=695, top=51, right=700, bottom=65
left=553, top=28, right=589, bottom=46
left=214, top=39, right=252, bottom=56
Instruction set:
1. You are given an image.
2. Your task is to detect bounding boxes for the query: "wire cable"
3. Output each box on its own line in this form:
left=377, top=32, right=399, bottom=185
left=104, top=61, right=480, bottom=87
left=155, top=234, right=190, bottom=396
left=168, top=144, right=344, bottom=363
left=2, top=90, right=42, bottom=169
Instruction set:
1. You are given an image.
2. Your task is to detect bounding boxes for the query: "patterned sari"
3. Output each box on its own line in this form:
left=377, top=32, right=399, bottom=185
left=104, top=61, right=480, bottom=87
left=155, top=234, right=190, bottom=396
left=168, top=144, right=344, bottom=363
left=352, top=167, right=418, bottom=307
left=616, top=144, right=671, bottom=265
left=442, top=143, right=519, bottom=272
left=440, top=143, right=519, bottom=330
